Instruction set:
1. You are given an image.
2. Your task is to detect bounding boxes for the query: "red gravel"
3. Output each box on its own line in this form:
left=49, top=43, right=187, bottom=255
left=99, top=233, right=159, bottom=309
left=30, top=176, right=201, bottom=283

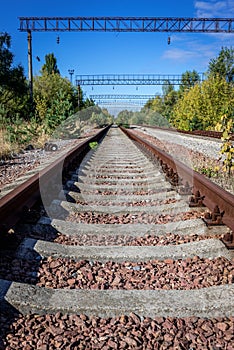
left=36, top=256, right=234, bottom=290
left=66, top=210, right=204, bottom=225
left=0, top=156, right=40, bottom=190
left=1, top=312, right=233, bottom=349
left=87, top=188, right=170, bottom=195
left=95, top=174, right=148, bottom=179
left=74, top=198, right=178, bottom=207
left=54, top=232, right=223, bottom=247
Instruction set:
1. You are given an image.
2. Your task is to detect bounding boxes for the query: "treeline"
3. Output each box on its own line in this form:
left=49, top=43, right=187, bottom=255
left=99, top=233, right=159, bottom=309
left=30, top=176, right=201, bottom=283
left=116, top=47, right=234, bottom=132
left=0, top=32, right=113, bottom=155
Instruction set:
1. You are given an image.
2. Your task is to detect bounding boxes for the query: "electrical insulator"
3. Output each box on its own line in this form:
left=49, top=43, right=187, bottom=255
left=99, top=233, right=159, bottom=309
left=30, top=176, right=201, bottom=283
left=56, top=36, right=60, bottom=44
left=167, top=36, right=171, bottom=45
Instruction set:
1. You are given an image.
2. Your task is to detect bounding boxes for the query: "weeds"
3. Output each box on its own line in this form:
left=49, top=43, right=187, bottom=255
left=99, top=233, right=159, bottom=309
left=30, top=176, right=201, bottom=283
left=89, top=141, right=98, bottom=149
left=194, top=158, right=234, bottom=195
left=0, top=115, right=50, bottom=157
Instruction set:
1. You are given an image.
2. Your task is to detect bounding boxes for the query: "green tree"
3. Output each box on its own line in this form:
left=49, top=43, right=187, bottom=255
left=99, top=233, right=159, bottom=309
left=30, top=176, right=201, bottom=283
left=208, top=47, right=234, bottom=83
left=162, top=80, right=174, bottom=96
left=162, top=89, right=178, bottom=120
left=144, top=95, right=164, bottom=114
left=0, top=32, right=30, bottom=120
left=83, top=98, right=95, bottom=108
left=179, top=70, right=201, bottom=94
left=90, top=111, right=111, bottom=127
left=0, top=32, right=12, bottom=86
left=41, top=53, right=60, bottom=75
left=115, top=110, right=133, bottom=126
left=171, top=76, right=234, bottom=131
left=144, top=83, right=178, bottom=121
left=33, top=72, right=75, bottom=132
left=130, top=111, right=146, bottom=125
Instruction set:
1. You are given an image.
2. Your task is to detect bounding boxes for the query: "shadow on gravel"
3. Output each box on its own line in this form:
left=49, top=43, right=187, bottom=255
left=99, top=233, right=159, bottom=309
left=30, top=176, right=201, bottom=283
left=0, top=200, right=62, bottom=348
left=0, top=302, right=20, bottom=350
left=0, top=277, right=22, bottom=349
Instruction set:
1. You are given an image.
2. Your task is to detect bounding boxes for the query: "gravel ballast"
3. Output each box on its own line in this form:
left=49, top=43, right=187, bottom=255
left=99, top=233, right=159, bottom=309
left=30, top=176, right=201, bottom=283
left=0, top=312, right=234, bottom=350
left=0, top=312, right=233, bottom=350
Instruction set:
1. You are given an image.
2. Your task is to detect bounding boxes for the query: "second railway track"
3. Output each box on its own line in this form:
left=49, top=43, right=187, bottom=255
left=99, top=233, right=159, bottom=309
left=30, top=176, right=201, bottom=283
left=0, top=126, right=234, bottom=349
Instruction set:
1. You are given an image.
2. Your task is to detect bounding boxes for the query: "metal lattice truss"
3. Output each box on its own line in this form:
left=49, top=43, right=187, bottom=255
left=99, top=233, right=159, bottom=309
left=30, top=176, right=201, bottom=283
left=76, top=73, right=204, bottom=86
left=96, top=101, right=145, bottom=106
left=18, top=16, right=234, bottom=33
left=89, top=94, right=160, bottom=100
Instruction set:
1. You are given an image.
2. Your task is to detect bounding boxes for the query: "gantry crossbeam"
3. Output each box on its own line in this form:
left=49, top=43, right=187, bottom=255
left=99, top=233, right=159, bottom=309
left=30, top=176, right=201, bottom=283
left=96, top=101, right=145, bottom=106
left=76, top=74, right=204, bottom=86
left=89, top=94, right=159, bottom=100
left=18, top=16, right=234, bottom=33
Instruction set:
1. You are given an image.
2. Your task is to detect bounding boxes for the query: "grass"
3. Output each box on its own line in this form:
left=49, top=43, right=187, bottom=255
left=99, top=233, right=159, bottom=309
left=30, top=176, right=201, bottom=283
left=0, top=128, right=19, bottom=158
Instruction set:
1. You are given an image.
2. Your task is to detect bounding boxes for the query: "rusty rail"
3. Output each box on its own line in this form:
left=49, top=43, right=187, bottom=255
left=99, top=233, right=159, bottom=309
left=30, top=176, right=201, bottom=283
left=121, top=127, right=234, bottom=248
left=0, top=126, right=110, bottom=231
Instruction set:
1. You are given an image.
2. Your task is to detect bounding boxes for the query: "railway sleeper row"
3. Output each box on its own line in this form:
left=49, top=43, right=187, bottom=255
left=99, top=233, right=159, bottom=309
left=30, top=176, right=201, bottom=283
left=0, top=126, right=233, bottom=349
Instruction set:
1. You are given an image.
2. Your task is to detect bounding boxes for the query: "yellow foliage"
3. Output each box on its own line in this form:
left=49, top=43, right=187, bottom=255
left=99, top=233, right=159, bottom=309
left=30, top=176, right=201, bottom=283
left=172, top=76, right=234, bottom=131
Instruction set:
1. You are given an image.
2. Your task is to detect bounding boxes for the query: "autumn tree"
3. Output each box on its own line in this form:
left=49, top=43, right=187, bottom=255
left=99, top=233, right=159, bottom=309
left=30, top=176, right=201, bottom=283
left=144, top=95, right=164, bottom=114
left=208, top=47, right=234, bottom=83
left=171, top=76, right=234, bottom=131
left=219, top=108, right=234, bottom=176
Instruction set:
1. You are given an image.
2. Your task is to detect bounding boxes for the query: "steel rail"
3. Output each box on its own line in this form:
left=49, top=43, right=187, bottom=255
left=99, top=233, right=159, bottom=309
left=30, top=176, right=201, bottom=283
left=0, top=126, right=110, bottom=231
left=121, top=127, right=234, bottom=233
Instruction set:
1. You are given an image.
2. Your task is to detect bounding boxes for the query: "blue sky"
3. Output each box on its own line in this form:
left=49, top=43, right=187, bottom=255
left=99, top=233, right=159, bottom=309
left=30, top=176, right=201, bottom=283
left=1, top=0, right=234, bottom=112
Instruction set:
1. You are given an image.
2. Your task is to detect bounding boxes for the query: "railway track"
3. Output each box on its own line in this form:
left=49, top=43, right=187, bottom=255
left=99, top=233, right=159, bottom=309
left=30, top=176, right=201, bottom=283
left=0, top=126, right=234, bottom=349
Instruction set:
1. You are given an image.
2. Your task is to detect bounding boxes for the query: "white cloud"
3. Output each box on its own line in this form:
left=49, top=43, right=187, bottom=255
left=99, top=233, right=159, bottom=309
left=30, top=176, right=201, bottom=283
left=162, top=48, right=197, bottom=61
left=194, top=0, right=234, bottom=17
left=161, top=39, right=221, bottom=71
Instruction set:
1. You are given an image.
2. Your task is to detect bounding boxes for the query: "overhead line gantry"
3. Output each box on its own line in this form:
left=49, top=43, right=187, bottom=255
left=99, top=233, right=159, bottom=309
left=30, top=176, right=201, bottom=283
left=96, top=101, right=146, bottom=106
left=89, top=94, right=160, bottom=100
left=18, top=16, right=234, bottom=101
left=76, top=73, right=204, bottom=86
left=19, top=16, right=234, bottom=33
left=90, top=94, right=160, bottom=106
